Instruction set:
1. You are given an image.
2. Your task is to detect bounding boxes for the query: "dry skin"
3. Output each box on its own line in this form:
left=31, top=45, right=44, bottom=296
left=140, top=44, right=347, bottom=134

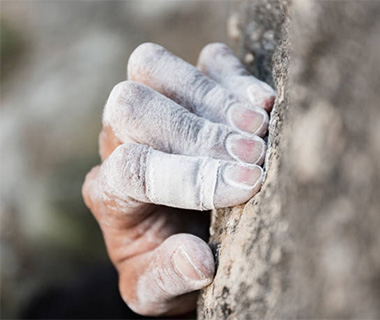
left=82, top=42, right=276, bottom=316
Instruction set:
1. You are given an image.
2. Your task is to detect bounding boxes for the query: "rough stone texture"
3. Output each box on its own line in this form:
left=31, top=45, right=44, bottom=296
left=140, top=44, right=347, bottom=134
left=198, top=1, right=290, bottom=318
left=198, top=0, right=380, bottom=319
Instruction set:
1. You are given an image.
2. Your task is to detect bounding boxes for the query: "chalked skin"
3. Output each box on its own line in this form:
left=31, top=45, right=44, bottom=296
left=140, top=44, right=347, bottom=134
left=82, top=43, right=276, bottom=316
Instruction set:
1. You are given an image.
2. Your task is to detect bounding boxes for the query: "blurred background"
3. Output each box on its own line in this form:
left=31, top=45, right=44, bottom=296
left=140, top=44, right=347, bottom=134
left=0, top=1, right=232, bottom=318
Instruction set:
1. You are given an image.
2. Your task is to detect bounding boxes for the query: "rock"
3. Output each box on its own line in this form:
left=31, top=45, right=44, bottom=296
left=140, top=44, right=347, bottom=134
left=198, top=0, right=380, bottom=318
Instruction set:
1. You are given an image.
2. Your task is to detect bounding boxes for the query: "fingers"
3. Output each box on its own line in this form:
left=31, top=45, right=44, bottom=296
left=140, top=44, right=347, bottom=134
left=82, top=43, right=274, bottom=318
left=197, top=43, right=276, bottom=112
left=84, top=143, right=264, bottom=212
left=118, top=234, right=214, bottom=316
left=144, top=145, right=263, bottom=210
left=127, top=43, right=268, bottom=134
left=101, top=81, right=266, bottom=165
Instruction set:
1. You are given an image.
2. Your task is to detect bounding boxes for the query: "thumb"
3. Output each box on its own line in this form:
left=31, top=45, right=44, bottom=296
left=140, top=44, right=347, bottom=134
left=118, top=234, right=215, bottom=316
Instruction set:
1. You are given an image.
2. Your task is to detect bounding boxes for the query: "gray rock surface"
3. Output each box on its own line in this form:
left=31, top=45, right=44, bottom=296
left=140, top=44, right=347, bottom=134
left=198, top=0, right=380, bottom=318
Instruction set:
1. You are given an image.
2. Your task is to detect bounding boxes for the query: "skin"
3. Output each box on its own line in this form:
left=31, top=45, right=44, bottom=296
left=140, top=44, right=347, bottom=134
left=82, top=43, right=276, bottom=316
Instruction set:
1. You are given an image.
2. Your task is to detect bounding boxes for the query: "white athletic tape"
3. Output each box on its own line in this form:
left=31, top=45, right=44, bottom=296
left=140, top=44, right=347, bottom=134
left=145, top=148, right=221, bottom=210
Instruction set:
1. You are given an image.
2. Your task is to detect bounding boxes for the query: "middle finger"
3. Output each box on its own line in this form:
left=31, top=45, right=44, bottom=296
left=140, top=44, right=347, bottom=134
left=101, top=81, right=266, bottom=166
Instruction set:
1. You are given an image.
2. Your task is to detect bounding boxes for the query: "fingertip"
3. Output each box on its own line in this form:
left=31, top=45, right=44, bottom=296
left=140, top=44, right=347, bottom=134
left=246, top=83, right=276, bottom=112
left=228, top=104, right=269, bottom=137
left=264, top=95, right=276, bottom=112
left=223, top=163, right=263, bottom=190
left=225, top=133, right=267, bottom=165
left=256, top=107, right=270, bottom=136
left=170, top=234, right=215, bottom=284
left=121, top=234, right=214, bottom=316
left=214, top=163, right=264, bottom=208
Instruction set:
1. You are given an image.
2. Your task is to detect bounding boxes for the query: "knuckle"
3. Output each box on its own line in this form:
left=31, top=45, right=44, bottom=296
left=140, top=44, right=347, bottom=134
left=134, top=42, right=164, bottom=59
left=189, top=120, right=230, bottom=159
left=201, top=85, right=229, bottom=116
left=99, top=127, right=121, bottom=161
left=83, top=144, right=146, bottom=224
left=203, top=42, right=229, bottom=55
left=108, top=81, right=145, bottom=104
left=101, top=143, right=148, bottom=203
left=102, top=144, right=130, bottom=187
left=128, top=42, right=165, bottom=78
left=200, top=42, right=230, bottom=62
left=82, top=166, right=100, bottom=211
left=103, top=81, right=146, bottom=127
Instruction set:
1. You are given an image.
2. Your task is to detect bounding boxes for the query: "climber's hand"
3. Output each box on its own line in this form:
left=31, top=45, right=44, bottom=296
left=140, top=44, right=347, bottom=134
left=82, top=43, right=276, bottom=316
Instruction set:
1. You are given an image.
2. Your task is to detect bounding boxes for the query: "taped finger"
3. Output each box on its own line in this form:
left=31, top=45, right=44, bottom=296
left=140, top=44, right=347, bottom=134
left=97, top=143, right=264, bottom=211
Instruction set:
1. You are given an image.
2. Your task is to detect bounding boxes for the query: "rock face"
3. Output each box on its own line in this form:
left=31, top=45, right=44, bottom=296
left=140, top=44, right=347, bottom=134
left=198, top=1, right=380, bottom=319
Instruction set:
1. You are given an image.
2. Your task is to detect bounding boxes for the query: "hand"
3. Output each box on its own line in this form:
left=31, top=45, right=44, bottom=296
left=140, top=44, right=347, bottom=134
left=82, top=43, right=275, bottom=316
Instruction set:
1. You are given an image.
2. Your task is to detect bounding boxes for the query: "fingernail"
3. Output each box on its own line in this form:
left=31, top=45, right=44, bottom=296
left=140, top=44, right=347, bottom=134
left=225, top=134, right=266, bottom=164
left=228, top=104, right=266, bottom=134
left=223, top=164, right=263, bottom=189
left=173, top=247, right=205, bottom=281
